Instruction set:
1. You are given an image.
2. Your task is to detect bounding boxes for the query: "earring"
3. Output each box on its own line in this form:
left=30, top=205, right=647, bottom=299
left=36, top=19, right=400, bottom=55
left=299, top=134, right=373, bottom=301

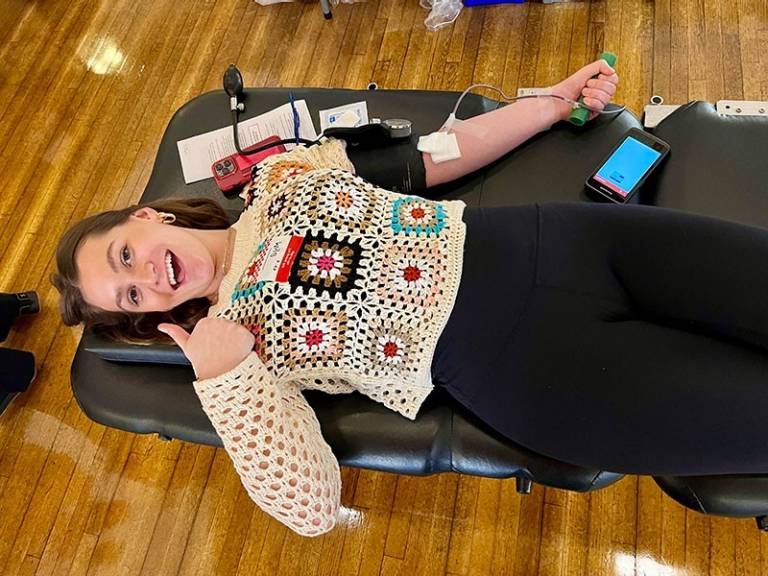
left=158, top=212, right=177, bottom=224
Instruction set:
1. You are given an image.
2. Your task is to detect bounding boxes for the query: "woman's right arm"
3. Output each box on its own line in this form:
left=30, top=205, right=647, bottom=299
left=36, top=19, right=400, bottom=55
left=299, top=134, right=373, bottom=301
left=159, top=319, right=341, bottom=536
left=423, top=59, right=619, bottom=188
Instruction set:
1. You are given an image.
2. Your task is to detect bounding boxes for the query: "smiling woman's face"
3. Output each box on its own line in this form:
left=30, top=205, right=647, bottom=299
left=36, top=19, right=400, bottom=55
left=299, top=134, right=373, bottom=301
left=75, top=208, right=219, bottom=313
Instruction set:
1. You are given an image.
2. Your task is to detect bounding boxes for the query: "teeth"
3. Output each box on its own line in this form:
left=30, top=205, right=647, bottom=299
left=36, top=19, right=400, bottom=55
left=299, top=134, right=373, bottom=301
left=165, top=252, right=177, bottom=286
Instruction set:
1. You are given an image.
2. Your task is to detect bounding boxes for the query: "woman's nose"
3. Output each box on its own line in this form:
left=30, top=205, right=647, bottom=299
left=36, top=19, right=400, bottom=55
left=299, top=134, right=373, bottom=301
left=133, top=261, right=157, bottom=286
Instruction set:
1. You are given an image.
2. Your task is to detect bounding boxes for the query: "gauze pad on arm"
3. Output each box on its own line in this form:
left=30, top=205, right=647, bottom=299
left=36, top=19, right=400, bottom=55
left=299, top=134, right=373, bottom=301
left=417, top=131, right=461, bottom=164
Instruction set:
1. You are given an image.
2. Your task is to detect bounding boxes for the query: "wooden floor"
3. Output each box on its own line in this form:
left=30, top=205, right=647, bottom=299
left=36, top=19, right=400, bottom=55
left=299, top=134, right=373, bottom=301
left=1, top=0, right=768, bottom=574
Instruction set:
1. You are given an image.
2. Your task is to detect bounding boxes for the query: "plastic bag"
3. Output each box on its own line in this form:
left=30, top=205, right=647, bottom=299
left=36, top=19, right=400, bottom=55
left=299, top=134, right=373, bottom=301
left=420, top=0, right=463, bottom=31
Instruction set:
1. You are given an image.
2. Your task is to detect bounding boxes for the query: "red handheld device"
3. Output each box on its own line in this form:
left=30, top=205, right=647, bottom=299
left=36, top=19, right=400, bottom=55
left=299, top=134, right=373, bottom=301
left=212, top=135, right=286, bottom=193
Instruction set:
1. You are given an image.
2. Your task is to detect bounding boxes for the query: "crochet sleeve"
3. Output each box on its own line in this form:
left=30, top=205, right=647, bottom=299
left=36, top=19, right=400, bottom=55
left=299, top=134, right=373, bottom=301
left=193, top=352, right=341, bottom=536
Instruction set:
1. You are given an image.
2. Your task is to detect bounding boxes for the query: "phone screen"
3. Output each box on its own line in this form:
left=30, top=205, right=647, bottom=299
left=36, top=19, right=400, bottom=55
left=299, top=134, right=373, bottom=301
left=593, top=136, right=662, bottom=198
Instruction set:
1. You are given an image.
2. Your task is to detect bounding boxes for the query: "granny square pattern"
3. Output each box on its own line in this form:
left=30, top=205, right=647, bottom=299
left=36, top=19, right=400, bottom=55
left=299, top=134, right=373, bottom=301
left=374, top=239, right=446, bottom=308
left=390, top=197, right=446, bottom=236
left=231, top=240, right=270, bottom=304
left=280, top=307, right=348, bottom=369
left=288, top=232, right=363, bottom=298
left=304, top=171, right=380, bottom=233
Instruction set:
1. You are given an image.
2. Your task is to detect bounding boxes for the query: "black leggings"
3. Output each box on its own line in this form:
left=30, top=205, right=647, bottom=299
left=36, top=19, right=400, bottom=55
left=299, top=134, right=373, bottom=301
left=432, top=203, right=768, bottom=476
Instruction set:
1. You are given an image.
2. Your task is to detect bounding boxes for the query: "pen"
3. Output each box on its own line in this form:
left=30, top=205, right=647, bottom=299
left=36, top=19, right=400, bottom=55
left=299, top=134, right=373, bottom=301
left=288, top=91, right=300, bottom=145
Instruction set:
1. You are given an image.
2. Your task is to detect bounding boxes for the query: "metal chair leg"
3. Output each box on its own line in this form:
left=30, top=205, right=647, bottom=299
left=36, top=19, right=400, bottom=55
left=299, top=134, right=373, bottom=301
left=319, top=0, right=332, bottom=19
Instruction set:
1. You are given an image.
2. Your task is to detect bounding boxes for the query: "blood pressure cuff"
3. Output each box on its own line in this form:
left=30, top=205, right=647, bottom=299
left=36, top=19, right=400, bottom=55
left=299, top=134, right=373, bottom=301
left=346, top=138, right=427, bottom=195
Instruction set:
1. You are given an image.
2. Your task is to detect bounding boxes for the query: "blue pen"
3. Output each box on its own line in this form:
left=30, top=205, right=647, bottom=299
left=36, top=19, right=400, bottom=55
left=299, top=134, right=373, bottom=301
left=288, top=91, right=300, bottom=144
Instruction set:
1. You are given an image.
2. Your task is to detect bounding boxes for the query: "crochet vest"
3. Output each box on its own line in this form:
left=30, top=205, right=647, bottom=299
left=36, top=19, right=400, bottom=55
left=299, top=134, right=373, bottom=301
left=209, top=142, right=466, bottom=419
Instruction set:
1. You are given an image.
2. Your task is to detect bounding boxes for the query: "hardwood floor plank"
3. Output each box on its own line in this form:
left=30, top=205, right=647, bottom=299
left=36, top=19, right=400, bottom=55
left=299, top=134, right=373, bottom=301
left=685, top=510, right=712, bottom=576
left=538, top=488, right=568, bottom=576
left=139, top=445, right=216, bottom=576
left=355, top=506, right=394, bottom=576
left=1, top=399, right=94, bottom=576
left=562, top=491, right=590, bottom=576
left=399, top=10, right=441, bottom=89
left=31, top=417, right=103, bottom=576
left=670, top=0, right=691, bottom=103
left=383, top=475, right=419, bottom=559
left=702, top=0, right=726, bottom=101
left=634, top=477, right=662, bottom=576
left=473, top=6, right=517, bottom=91
left=465, top=477, right=501, bottom=576
left=303, top=4, right=356, bottom=87
left=444, top=475, right=479, bottom=575
left=737, top=0, right=762, bottom=100
left=183, top=459, right=253, bottom=576
left=330, top=3, right=371, bottom=87
left=659, top=492, right=687, bottom=576
left=398, top=474, right=454, bottom=576
left=720, top=0, right=744, bottom=100
left=488, top=479, right=523, bottom=576
left=0, top=330, right=87, bottom=571
left=456, top=8, right=485, bottom=89
left=345, top=15, right=388, bottom=88
left=85, top=445, right=178, bottom=576
left=687, top=0, right=708, bottom=100
left=617, top=0, right=651, bottom=115
left=0, top=0, right=31, bottom=50
left=512, top=483, right=544, bottom=576
left=709, top=516, right=736, bottom=576
left=311, top=506, right=347, bottom=576
left=379, top=554, right=404, bottom=576
left=517, top=3, right=545, bottom=89
left=176, top=450, right=241, bottom=574
left=584, top=488, right=614, bottom=576
left=67, top=532, right=98, bottom=576
left=37, top=425, right=134, bottom=576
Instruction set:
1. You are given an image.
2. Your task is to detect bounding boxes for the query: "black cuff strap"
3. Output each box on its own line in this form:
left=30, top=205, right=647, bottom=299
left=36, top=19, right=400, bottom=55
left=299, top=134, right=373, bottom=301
left=346, top=138, right=427, bottom=195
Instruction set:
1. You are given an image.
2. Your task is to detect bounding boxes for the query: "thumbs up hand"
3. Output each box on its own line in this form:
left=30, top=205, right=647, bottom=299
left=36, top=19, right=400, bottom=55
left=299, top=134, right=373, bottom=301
left=158, top=317, right=255, bottom=381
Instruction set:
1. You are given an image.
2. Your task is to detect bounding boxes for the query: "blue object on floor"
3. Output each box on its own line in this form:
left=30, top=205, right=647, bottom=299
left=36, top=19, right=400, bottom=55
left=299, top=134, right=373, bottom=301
left=463, top=0, right=525, bottom=5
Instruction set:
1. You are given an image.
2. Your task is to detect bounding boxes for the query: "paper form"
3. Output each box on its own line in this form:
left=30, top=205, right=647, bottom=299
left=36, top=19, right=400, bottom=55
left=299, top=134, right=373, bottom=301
left=176, top=100, right=317, bottom=184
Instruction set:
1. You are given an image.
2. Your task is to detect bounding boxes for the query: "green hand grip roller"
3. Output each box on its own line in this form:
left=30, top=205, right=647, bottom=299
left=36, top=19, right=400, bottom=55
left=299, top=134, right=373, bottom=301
left=569, top=52, right=617, bottom=126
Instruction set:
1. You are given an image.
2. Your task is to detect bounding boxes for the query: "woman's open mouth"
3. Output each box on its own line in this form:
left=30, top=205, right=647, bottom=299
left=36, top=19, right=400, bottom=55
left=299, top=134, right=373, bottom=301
left=165, top=250, right=184, bottom=289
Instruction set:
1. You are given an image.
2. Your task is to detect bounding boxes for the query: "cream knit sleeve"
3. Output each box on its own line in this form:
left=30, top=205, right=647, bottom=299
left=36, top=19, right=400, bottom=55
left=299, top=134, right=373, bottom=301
left=193, top=352, right=341, bottom=537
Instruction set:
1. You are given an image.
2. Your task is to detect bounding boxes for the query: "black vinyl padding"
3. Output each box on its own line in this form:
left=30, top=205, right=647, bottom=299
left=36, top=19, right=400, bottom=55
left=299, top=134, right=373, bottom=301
left=70, top=89, right=768, bottom=521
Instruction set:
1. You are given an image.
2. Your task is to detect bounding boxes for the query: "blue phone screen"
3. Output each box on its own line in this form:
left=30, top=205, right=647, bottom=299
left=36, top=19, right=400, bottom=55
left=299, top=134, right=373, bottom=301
left=594, top=136, right=662, bottom=197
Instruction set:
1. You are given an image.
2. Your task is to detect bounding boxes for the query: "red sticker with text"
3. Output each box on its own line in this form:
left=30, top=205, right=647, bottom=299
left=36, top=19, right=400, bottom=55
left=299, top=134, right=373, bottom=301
left=256, top=235, right=304, bottom=284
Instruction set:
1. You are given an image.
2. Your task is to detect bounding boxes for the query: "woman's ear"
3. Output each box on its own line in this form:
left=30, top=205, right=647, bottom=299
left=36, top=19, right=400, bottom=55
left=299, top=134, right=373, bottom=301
left=131, top=206, right=159, bottom=221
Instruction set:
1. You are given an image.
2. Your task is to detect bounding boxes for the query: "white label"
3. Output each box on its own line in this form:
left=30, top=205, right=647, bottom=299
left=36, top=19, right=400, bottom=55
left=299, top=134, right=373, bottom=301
left=256, top=235, right=304, bottom=283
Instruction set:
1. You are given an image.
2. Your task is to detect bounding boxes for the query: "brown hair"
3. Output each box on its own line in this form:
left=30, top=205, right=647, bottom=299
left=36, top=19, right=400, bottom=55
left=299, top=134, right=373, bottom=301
left=52, top=197, right=231, bottom=345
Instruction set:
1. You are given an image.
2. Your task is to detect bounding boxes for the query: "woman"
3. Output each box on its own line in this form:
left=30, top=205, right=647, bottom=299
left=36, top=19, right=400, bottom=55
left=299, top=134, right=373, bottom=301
left=54, top=60, right=768, bottom=536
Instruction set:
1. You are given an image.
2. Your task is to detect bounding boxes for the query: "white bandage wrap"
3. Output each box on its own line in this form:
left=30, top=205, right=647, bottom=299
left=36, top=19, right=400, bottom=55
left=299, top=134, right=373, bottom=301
left=417, top=131, right=461, bottom=164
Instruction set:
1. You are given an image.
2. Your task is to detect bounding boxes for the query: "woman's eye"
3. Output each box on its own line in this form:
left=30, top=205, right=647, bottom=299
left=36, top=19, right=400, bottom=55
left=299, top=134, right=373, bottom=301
left=128, top=287, right=139, bottom=306
left=121, top=246, right=131, bottom=266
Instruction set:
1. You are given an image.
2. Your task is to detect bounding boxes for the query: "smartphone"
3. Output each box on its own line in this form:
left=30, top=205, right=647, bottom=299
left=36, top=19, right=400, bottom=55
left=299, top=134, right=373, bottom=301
left=212, top=135, right=286, bottom=194
left=585, top=128, right=670, bottom=203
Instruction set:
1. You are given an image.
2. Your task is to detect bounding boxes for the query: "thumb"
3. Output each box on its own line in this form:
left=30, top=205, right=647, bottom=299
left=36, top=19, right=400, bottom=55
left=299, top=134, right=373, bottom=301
left=580, top=59, right=614, bottom=81
left=158, top=323, right=191, bottom=350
